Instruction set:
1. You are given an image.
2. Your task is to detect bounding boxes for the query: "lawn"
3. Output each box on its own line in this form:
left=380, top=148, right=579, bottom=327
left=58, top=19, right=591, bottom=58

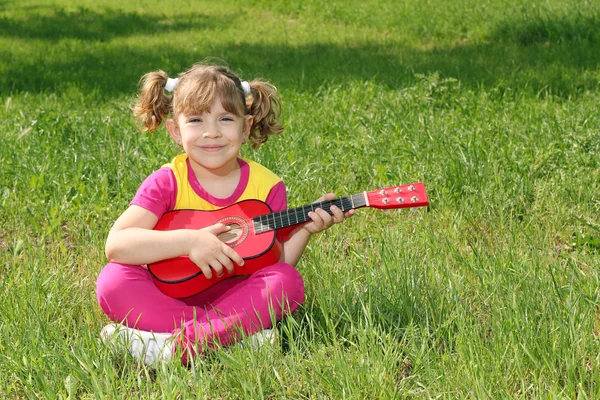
left=1, top=0, right=599, bottom=398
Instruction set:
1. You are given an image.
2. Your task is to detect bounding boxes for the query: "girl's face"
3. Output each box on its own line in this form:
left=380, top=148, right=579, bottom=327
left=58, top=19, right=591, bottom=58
left=167, top=97, right=252, bottom=176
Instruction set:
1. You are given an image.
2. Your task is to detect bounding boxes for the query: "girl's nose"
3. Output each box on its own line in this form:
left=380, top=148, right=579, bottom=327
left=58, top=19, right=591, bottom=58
left=202, top=124, right=221, bottom=138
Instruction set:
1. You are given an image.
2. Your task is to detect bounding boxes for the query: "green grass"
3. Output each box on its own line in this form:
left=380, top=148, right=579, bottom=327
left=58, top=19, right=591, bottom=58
left=1, top=0, right=599, bottom=398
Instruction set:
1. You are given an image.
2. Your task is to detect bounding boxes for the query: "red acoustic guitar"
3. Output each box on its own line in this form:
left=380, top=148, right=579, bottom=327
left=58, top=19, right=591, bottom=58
left=148, top=182, right=429, bottom=298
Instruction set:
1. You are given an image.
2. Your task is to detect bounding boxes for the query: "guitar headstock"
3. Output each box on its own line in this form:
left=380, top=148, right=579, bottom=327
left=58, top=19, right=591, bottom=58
left=365, top=182, right=429, bottom=209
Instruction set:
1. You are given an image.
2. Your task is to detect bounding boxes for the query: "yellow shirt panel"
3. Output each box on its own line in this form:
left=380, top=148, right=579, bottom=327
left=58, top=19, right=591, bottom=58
left=164, top=154, right=281, bottom=211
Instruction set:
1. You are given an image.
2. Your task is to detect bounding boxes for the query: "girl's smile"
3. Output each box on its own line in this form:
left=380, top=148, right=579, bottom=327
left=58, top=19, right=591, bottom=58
left=199, top=145, right=226, bottom=151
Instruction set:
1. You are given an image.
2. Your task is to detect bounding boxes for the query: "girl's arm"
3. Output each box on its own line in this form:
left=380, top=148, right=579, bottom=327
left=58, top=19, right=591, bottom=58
left=280, top=193, right=354, bottom=266
left=105, top=205, right=243, bottom=279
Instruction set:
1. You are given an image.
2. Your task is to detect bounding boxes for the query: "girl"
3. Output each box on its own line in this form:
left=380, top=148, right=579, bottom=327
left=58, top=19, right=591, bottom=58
left=96, top=63, right=353, bottom=365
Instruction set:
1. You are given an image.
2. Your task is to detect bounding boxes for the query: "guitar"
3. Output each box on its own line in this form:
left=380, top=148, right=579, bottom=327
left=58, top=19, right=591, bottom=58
left=148, top=182, right=429, bottom=298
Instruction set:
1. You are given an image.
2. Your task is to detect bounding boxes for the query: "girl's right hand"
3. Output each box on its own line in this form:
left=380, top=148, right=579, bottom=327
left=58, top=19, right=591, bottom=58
left=188, top=223, right=245, bottom=280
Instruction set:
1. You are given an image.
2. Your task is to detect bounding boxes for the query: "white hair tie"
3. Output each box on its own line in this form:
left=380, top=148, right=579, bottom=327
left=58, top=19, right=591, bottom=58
left=241, top=81, right=251, bottom=96
left=165, top=77, right=179, bottom=92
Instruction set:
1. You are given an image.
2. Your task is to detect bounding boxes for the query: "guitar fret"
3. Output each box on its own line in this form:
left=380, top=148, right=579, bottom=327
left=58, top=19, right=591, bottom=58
left=344, top=197, right=353, bottom=210
left=280, top=210, right=286, bottom=229
left=276, top=209, right=282, bottom=229
left=253, top=215, right=264, bottom=233
left=255, top=216, right=261, bottom=233
left=326, top=200, right=335, bottom=212
left=344, top=198, right=353, bottom=211
left=352, top=194, right=365, bottom=208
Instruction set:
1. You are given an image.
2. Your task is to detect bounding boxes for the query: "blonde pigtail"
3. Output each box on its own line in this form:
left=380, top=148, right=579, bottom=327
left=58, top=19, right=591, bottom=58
left=133, top=70, right=173, bottom=132
left=246, top=81, right=283, bottom=149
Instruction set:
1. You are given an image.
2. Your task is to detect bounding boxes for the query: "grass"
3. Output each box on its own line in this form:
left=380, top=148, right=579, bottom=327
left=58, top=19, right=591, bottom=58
left=1, top=0, right=599, bottom=398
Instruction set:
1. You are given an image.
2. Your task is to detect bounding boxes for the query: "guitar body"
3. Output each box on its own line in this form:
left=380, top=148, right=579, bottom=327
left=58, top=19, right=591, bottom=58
left=148, top=200, right=281, bottom=299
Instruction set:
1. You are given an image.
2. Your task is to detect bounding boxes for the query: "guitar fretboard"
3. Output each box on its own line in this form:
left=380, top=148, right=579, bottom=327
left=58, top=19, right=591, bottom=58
left=253, top=194, right=366, bottom=233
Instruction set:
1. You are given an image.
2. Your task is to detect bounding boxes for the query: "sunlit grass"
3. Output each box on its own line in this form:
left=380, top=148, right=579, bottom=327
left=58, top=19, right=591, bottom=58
left=1, top=0, right=599, bottom=398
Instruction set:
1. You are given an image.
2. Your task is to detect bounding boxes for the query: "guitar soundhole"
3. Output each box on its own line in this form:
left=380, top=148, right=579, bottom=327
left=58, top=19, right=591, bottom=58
left=216, top=216, right=248, bottom=248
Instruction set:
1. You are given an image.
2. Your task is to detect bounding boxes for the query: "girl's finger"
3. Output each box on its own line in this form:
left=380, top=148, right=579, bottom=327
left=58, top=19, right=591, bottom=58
left=330, top=205, right=344, bottom=223
left=197, top=262, right=213, bottom=280
left=207, top=258, right=224, bottom=277
left=217, top=252, right=235, bottom=274
left=223, top=246, right=244, bottom=267
left=315, top=208, right=333, bottom=228
left=308, top=211, right=324, bottom=230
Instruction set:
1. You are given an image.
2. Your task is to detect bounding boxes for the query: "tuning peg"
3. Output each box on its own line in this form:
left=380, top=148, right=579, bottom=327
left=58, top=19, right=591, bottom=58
left=380, top=190, right=387, bottom=195
left=411, top=196, right=419, bottom=202
left=396, top=197, right=405, bottom=203
left=408, top=185, right=415, bottom=191
left=394, top=187, right=402, bottom=193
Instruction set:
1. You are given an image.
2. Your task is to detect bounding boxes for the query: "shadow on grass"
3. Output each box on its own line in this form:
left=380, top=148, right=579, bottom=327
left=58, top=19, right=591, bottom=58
left=1, top=7, right=599, bottom=98
left=0, top=6, right=220, bottom=41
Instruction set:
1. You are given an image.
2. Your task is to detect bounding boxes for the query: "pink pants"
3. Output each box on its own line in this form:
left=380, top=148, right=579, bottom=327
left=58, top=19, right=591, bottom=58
left=96, top=262, right=304, bottom=361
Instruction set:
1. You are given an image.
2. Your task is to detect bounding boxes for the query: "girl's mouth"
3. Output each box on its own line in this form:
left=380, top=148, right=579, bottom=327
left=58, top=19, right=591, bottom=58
left=200, top=145, right=225, bottom=152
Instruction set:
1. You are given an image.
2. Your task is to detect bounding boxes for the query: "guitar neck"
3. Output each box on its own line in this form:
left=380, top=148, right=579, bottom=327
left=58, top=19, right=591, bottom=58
left=253, top=194, right=367, bottom=234
left=252, top=182, right=429, bottom=234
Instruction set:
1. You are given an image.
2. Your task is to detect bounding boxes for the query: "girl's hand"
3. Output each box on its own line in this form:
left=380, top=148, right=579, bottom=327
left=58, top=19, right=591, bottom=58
left=188, top=223, right=245, bottom=280
left=303, top=193, right=355, bottom=235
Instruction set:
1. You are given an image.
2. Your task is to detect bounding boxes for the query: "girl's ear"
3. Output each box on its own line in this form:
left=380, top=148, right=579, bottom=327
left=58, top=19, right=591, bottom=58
left=243, top=115, right=253, bottom=142
left=166, top=118, right=182, bottom=145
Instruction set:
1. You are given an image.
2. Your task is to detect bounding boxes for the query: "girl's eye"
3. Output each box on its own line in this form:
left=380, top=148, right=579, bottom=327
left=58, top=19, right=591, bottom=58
left=221, top=117, right=234, bottom=122
left=189, top=118, right=202, bottom=123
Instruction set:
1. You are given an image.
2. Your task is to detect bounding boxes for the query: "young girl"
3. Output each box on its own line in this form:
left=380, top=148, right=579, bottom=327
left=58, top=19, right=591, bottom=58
left=96, top=63, right=353, bottom=365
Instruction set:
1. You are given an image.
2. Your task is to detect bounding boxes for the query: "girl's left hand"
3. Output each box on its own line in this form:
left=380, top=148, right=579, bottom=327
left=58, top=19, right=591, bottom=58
left=303, top=193, right=355, bottom=234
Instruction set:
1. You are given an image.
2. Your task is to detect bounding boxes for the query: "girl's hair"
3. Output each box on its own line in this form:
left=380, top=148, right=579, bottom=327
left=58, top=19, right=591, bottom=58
left=133, top=63, right=283, bottom=149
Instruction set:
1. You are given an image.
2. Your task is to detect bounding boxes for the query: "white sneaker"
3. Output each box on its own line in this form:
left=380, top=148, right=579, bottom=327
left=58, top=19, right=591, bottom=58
left=238, top=329, right=278, bottom=350
left=101, top=324, right=174, bottom=366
